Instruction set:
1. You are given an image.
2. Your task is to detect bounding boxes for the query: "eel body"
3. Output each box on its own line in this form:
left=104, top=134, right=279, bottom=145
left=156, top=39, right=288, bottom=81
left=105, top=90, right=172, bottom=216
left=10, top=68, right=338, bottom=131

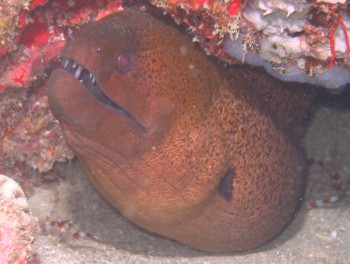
left=48, top=10, right=307, bottom=252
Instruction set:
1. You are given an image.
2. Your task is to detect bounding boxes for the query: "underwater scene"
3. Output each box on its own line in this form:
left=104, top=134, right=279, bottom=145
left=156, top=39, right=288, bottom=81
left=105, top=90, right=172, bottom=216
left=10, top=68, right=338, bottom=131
left=0, top=0, right=349, bottom=263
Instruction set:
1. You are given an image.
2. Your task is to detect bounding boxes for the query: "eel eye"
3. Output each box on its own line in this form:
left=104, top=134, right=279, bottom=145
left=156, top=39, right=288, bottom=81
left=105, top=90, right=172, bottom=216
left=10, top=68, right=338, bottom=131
left=116, top=51, right=133, bottom=73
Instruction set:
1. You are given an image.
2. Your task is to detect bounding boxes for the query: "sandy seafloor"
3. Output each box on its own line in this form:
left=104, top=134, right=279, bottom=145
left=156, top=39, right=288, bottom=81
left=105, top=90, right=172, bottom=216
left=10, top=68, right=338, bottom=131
left=28, top=92, right=350, bottom=264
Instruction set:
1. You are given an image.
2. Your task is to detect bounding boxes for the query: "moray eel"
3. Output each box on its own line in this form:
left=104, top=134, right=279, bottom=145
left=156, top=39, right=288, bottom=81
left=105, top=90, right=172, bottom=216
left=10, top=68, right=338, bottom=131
left=48, top=10, right=307, bottom=252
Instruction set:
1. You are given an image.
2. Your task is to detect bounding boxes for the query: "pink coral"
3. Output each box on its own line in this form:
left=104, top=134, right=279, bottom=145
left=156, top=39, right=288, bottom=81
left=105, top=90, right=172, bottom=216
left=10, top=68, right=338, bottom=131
left=0, top=174, right=37, bottom=263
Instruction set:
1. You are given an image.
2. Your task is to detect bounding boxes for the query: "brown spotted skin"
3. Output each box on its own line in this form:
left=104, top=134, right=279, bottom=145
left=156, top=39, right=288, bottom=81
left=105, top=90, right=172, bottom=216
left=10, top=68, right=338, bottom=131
left=48, top=10, right=307, bottom=252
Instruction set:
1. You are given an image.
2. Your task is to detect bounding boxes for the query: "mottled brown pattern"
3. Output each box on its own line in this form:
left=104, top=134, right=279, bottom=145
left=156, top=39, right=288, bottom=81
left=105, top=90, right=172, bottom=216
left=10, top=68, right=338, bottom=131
left=48, top=10, right=310, bottom=252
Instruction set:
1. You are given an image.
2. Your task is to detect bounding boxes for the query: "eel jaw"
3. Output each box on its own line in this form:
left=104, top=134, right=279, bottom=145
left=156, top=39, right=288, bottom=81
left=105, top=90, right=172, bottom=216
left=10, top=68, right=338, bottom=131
left=60, top=56, right=146, bottom=131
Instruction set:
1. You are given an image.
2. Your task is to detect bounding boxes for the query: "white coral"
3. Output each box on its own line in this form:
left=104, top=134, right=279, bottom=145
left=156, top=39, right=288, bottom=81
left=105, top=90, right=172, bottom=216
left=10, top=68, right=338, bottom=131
left=225, top=0, right=350, bottom=89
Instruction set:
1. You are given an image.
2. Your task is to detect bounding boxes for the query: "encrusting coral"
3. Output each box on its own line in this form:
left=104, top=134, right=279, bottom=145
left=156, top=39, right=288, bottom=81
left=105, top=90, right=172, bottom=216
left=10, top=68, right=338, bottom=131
left=0, top=174, right=37, bottom=263
left=151, top=0, right=350, bottom=89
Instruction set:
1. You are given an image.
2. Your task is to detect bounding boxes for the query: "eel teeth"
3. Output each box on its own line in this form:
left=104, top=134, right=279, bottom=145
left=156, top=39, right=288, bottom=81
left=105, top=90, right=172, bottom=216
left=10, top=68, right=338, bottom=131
left=75, top=65, right=84, bottom=79
left=60, top=56, right=98, bottom=87
left=62, top=58, right=69, bottom=68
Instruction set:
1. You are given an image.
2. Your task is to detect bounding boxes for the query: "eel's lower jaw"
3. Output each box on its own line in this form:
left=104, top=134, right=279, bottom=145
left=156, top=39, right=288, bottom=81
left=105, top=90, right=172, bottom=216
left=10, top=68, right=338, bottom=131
left=59, top=56, right=146, bottom=131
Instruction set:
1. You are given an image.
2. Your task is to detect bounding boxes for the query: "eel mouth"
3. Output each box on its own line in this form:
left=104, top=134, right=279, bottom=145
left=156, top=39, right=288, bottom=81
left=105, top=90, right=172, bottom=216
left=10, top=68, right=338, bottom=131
left=60, top=57, right=146, bottom=131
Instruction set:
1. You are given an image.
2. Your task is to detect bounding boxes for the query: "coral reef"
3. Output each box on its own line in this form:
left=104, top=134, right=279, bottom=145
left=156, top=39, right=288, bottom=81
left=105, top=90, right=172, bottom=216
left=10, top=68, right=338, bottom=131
left=151, top=0, right=350, bottom=89
left=0, top=174, right=37, bottom=263
left=1, top=84, right=74, bottom=173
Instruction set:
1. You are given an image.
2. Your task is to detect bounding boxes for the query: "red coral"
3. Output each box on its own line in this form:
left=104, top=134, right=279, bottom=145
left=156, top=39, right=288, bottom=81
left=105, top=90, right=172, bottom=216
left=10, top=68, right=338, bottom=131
left=226, top=0, right=241, bottom=16
left=329, top=15, right=350, bottom=69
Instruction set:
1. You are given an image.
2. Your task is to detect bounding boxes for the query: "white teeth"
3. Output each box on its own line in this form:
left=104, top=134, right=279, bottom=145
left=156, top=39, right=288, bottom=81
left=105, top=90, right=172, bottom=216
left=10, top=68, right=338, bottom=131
left=74, top=65, right=83, bottom=79
left=61, top=57, right=97, bottom=86
left=63, top=58, right=69, bottom=68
